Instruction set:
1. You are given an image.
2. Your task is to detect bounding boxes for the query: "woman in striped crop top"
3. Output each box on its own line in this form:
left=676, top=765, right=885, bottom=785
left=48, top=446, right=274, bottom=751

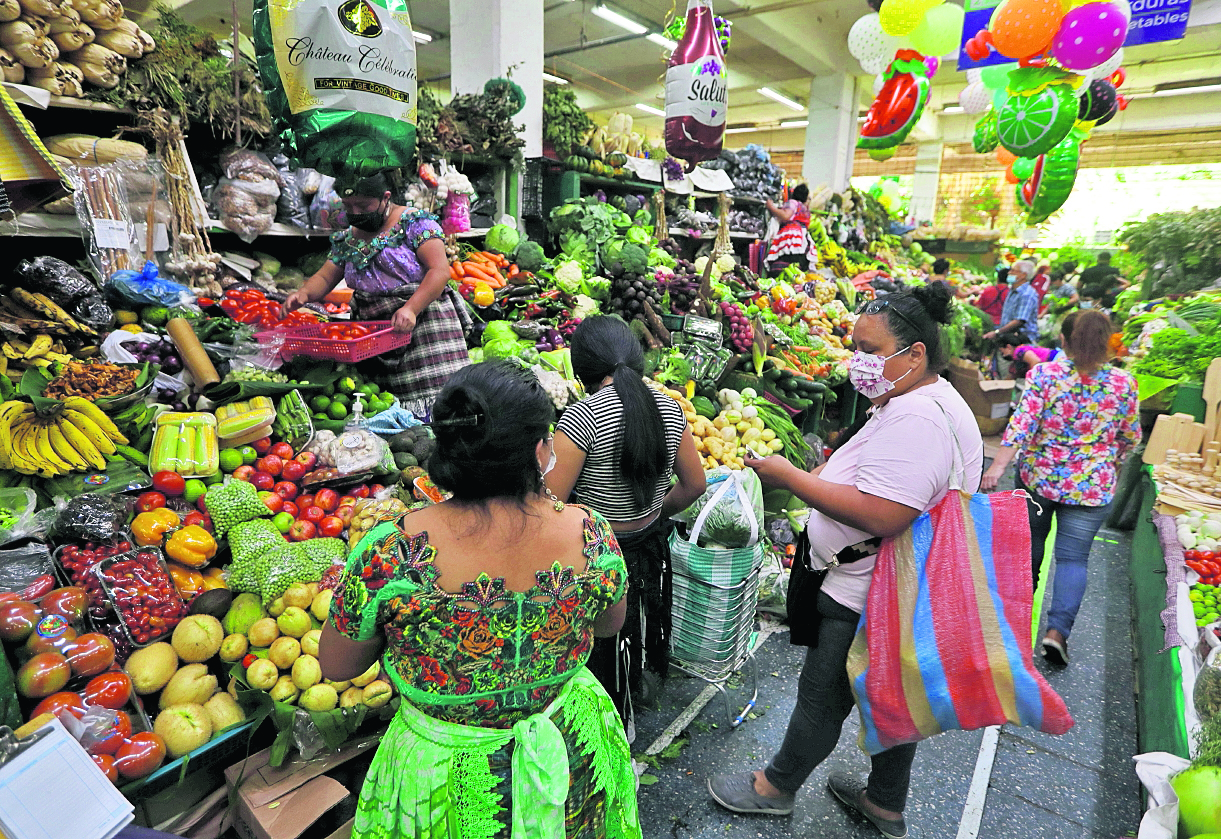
left=548, top=316, right=705, bottom=731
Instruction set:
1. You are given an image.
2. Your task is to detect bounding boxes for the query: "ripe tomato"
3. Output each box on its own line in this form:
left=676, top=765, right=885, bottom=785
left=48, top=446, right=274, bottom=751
left=87, top=710, right=132, bottom=756
left=151, top=471, right=186, bottom=497
left=83, top=671, right=133, bottom=710
left=64, top=633, right=117, bottom=678
left=92, top=753, right=118, bottom=783
left=136, top=491, right=167, bottom=512
left=32, top=690, right=86, bottom=720
left=114, top=732, right=167, bottom=780
left=40, top=586, right=88, bottom=622
left=16, top=651, right=71, bottom=698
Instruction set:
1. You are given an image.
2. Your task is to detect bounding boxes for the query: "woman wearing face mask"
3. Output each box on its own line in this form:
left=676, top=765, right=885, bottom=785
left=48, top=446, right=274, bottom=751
left=281, top=172, right=470, bottom=409
left=546, top=316, right=706, bottom=731
left=708, top=284, right=982, bottom=839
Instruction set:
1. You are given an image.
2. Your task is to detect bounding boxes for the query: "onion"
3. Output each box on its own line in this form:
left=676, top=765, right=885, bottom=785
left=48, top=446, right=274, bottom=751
left=130, top=341, right=151, bottom=353
left=161, top=356, right=182, bottom=374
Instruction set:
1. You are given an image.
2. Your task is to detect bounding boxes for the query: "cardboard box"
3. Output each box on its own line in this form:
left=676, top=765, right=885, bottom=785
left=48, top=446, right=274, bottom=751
left=948, top=358, right=1014, bottom=421
left=223, top=737, right=378, bottom=839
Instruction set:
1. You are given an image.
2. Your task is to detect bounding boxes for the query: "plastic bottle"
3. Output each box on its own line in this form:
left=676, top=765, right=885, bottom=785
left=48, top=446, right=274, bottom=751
left=664, top=0, right=728, bottom=168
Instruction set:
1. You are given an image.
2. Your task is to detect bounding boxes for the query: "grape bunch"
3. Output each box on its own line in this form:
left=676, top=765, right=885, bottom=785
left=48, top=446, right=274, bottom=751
left=610, top=273, right=664, bottom=323
left=720, top=301, right=753, bottom=352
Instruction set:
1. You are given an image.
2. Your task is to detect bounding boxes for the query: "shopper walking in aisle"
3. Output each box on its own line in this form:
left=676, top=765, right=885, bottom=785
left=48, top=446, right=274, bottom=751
left=984, top=259, right=1039, bottom=345
left=547, top=316, right=705, bottom=731
left=999, top=334, right=1063, bottom=380
left=981, top=310, right=1140, bottom=666
left=1031, top=258, right=1053, bottom=300
left=281, top=172, right=470, bottom=412
left=1078, top=251, right=1129, bottom=309
left=318, top=361, right=641, bottom=839
left=707, top=284, right=982, bottom=839
left=764, top=184, right=817, bottom=274
left=975, top=266, right=1010, bottom=328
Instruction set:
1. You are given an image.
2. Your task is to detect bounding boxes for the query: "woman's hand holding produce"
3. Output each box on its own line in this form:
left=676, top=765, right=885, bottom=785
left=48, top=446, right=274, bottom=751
left=745, top=454, right=795, bottom=489
left=281, top=290, right=310, bottom=319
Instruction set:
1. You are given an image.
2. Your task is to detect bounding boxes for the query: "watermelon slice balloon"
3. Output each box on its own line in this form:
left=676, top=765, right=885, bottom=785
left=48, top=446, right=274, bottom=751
left=973, top=112, right=999, bottom=153
left=857, top=50, right=930, bottom=151
left=1016, top=131, right=1081, bottom=224
left=996, top=82, right=1077, bottom=157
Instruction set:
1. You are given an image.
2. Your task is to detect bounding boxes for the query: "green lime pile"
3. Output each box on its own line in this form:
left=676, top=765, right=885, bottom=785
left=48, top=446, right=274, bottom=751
left=1190, top=584, right=1220, bottom=628
left=204, top=480, right=271, bottom=536
left=309, top=374, right=396, bottom=422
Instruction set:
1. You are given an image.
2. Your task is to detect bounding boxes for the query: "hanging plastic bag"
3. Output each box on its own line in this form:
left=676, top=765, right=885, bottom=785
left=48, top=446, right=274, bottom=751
left=252, top=0, right=418, bottom=177
left=673, top=467, right=762, bottom=548
left=107, top=260, right=195, bottom=307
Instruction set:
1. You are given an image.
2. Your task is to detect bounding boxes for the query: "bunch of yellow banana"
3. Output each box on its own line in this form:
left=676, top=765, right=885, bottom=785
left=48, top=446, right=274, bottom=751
left=0, top=397, right=129, bottom=477
left=0, top=335, right=77, bottom=380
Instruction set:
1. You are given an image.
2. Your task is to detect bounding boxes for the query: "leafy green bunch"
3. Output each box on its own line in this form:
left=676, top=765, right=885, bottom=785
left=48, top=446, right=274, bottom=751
left=543, top=86, right=594, bottom=157
left=1118, top=207, right=1221, bottom=299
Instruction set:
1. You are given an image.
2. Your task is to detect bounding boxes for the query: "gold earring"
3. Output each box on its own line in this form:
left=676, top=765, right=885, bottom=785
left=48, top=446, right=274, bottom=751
left=539, top=467, right=564, bottom=512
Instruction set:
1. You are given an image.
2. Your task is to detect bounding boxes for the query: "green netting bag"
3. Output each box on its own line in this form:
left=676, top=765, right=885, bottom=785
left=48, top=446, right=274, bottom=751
left=252, top=0, right=418, bottom=177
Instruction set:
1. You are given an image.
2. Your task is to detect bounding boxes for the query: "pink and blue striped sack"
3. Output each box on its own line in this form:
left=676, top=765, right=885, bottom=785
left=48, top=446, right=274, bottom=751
left=845, top=469, right=1074, bottom=755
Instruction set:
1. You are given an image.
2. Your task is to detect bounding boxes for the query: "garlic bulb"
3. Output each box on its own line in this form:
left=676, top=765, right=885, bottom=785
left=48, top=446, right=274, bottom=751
left=0, top=0, right=19, bottom=22
left=0, top=44, right=22, bottom=80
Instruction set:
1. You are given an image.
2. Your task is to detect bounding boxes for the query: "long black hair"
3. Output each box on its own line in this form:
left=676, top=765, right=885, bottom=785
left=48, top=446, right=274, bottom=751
left=428, top=361, right=555, bottom=503
left=569, top=316, right=667, bottom=512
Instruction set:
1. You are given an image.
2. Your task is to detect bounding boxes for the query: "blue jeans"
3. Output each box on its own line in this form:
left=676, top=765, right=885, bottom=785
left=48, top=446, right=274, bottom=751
left=1020, top=479, right=1110, bottom=640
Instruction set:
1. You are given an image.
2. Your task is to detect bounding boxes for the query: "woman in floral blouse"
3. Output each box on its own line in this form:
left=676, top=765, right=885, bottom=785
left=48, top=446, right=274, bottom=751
left=982, top=310, right=1141, bottom=666
left=318, top=361, right=640, bottom=839
left=282, top=171, right=470, bottom=411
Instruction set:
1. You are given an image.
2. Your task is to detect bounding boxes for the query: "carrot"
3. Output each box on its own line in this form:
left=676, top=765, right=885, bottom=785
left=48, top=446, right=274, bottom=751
left=468, top=252, right=494, bottom=265
left=450, top=263, right=464, bottom=280
left=463, top=262, right=502, bottom=287
left=493, top=253, right=509, bottom=269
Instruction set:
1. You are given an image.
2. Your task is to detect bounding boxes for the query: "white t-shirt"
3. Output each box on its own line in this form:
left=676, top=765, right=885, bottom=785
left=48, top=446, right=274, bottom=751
left=807, top=378, right=984, bottom=614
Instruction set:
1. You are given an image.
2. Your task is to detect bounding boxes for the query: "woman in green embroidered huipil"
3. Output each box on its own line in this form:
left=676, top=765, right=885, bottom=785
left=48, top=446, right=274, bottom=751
left=319, top=361, right=642, bottom=839
left=282, top=172, right=470, bottom=411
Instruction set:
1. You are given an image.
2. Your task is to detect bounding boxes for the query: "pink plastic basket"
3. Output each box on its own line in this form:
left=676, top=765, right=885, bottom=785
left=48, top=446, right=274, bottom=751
left=259, top=321, right=411, bottom=362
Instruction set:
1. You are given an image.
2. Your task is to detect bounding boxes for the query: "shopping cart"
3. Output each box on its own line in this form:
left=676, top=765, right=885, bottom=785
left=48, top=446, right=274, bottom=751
left=668, top=474, right=766, bottom=727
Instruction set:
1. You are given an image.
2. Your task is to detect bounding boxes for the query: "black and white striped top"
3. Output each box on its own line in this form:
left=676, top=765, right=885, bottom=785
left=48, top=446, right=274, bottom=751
left=556, top=385, right=687, bottom=522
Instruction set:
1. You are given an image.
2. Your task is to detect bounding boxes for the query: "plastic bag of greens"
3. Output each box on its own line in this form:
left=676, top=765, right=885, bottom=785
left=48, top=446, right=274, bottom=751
left=674, top=467, right=763, bottom=548
left=252, top=0, right=418, bottom=177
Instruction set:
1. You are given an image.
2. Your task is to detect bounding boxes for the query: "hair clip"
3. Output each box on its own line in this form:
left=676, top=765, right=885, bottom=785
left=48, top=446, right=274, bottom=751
left=430, top=413, right=485, bottom=428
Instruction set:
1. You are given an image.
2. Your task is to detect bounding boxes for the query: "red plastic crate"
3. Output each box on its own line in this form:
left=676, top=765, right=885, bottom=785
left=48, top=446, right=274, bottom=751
left=260, top=321, right=411, bottom=362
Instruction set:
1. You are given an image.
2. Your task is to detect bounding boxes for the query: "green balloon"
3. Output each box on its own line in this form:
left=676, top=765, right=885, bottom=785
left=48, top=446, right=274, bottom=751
left=996, top=84, right=1077, bottom=157
left=972, top=113, right=999, bottom=153
left=980, top=63, right=1016, bottom=90
left=1017, top=134, right=1080, bottom=224
left=1012, top=157, right=1036, bottom=181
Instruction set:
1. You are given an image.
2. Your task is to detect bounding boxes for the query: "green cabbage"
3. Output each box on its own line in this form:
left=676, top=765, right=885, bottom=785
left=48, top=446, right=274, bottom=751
left=486, top=224, right=520, bottom=255
left=581, top=276, right=611, bottom=302
left=482, top=321, right=530, bottom=359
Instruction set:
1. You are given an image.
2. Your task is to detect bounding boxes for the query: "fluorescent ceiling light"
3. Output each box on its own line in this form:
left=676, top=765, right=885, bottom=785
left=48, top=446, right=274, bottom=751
left=941, top=105, right=964, bottom=114
left=758, top=87, right=804, bottom=111
left=412, top=30, right=432, bottom=43
left=1153, top=83, right=1221, bottom=97
left=635, top=103, right=665, bottom=116
left=592, top=4, right=648, bottom=35
left=542, top=72, right=569, bottom=85
left=725, top=126, right=760, bottom=134
left=646, top=32, right=677, bottom=49
left=780, top=119, right=808, bottom=128
left=1153, top=77, right=1221, bottom=93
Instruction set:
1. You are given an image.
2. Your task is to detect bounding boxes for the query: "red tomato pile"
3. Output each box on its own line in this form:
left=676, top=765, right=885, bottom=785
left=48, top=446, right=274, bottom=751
left=1185, top=550, right=1221, bottom=585
left=60, top=541, right=135, bottom=619
left=95, top=550, right=187, bottom=644
left=317, top=322, right=373, bottom=341
left=218, top=288, right=320, bottom=329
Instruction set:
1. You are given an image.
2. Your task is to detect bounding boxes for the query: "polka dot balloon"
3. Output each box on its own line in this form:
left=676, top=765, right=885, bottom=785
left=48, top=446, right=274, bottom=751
left=848, top=13, right=904, bottom=71
left=959, top=81, right=993, bottom=114
left=1051, top=2, right=1127, bottom=70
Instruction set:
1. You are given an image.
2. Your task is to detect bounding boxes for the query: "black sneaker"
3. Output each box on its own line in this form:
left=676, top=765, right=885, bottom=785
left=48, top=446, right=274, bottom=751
left=827, top=772, right=908, bottom=839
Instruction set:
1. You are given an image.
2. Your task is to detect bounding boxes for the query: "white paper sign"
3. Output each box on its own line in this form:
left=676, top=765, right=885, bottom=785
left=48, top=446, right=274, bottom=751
left=92, top=218, right=131, bottom=250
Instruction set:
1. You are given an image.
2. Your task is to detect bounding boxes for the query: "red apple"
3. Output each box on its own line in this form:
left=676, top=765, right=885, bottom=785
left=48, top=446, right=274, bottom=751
left=197, top=495, right=209, bottom=513
left=255, top=455, right=284, bottom=477
left=338, top=495, right=357, bottom=509
left=232, top=465, right=256, bottom=482
left=281, top=501, right=299, bottom=518
left=258, top=491, right=284, bottom=514
left=273, top=481, right=299, bottom=500
left=281, top=460, right=308, bottom=482
left=270, top=442, right=294, bottom=459
left=369, top=484, right=386, bottom=495
left=136, top=491, right=166, bottom=512
left=334, top=506, right=355, bottom=527
left=251, top=437, right=272, bottom=455
left=314, top=489, right=339, bottom=512
left=317, top=516, right=344, bottom=538
left=289, top=520, right=317, bottom=542
left=303, top=506, right=325, bottom=524
left=294, top=451, right=318, bottom=470
left=296, top=493, right=315, bottom=510
left=251, top=472, right=275, bottom=491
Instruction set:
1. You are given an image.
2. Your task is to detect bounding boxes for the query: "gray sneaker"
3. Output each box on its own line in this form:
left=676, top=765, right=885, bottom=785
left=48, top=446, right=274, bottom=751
left=707, top=771, right=795, bottom=815
left=827, top=772, right=908, bottom=839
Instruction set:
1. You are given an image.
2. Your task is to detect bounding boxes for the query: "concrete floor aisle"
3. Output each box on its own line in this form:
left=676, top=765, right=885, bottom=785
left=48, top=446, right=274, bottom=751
left=631, top=491, right=1143, bottom=838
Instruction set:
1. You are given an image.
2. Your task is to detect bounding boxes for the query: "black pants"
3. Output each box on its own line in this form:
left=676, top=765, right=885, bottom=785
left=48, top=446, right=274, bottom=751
left=764, top=591, right=918, bottom=812
left=585, top=519, right=672, bottom=724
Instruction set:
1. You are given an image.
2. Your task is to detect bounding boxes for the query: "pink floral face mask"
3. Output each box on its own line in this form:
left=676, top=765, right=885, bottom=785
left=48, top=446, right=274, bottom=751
left=848, top=346, right=911, bottom=399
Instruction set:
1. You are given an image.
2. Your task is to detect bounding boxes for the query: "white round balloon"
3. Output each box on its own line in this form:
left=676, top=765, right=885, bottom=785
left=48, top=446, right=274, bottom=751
left=861, top=51, right=891, bottom=75
left=848, top=13, right=888, bottom=61
left=958, top=81, right=992, bottom=114
left=966, top=68, right=983, bottom=85
left=1092, top=48, right=1124, bottom=80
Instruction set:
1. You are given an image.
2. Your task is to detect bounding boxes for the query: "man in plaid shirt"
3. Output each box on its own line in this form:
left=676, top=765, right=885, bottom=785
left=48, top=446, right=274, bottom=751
left=985, top=260, right=1039, bottom=345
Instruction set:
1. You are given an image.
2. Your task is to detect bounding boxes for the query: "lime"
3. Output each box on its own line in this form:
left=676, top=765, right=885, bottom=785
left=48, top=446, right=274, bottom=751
left=239, top=445, right=258, bottom=465
left=313, top=412, right=328, bottom=421
left=183, top=478, right=208, bottom=504
left=142, top=306, right=170, bottom=327
left=310, top=395, right=331, bottom=412
left=359, top=383, right=379, bottom=399
left=1191, top=590, right=1205, bottom=602
left=332, top=393, right=351, bottom=408
left=202, top=470, right=224, bottom=486
left=218, top=448, right=244, bottom=472
left=337, top=376, right=358, bottom=395
left=323, top=383, right=336, bottom=397
left=328, top=402, right=349, bottom=420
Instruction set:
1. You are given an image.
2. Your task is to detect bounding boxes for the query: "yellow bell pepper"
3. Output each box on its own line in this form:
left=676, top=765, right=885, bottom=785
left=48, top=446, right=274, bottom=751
left=167, top=561, right=205, bottom=600
left=164, top=525, right=218, bottom=569
left=472, top=281, right=495, bottom=307
left=131, top=508, right=181, bottom=546
left=201, top=567, right=229, bottom=591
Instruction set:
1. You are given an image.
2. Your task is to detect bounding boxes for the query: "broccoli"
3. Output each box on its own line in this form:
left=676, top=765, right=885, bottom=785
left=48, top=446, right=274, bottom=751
left=514, top=241, right=545, bottom=273
left=619, top=243, right=649, bottom=275
left=553, top=260, right=585, bottom=295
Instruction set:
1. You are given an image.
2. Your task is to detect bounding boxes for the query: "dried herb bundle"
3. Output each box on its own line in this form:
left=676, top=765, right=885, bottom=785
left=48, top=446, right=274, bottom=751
left=87, top=5, right=271, bottom=139
left=419, top=85, right=525, bottom=163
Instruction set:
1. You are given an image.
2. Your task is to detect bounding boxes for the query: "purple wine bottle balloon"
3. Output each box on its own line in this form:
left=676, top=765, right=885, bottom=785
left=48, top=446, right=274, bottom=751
left=664, top=0, right=727, bottom=168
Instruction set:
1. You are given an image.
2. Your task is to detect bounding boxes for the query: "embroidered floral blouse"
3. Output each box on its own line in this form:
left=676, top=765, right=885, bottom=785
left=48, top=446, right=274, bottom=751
left=328, top=208, right=446, bottom=295
left=328, top=506, right=626, bottom=727
left=1000, top=358, right=1141, bottom=506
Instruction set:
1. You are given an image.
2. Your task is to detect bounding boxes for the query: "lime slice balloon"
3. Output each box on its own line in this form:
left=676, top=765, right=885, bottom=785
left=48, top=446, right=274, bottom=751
left=996, top=84, right=1077, bottom=158
left=1016, top=132, right=1081, bottom=224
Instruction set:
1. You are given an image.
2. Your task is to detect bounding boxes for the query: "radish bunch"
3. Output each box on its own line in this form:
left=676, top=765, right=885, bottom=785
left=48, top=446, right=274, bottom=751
left=720, top=301, right=753, bottom=352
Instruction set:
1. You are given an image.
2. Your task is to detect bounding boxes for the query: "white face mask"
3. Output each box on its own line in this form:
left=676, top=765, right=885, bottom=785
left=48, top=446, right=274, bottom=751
left=848, top=347, right=912, bottom=399
left=540, top=439, right=556, bottom=477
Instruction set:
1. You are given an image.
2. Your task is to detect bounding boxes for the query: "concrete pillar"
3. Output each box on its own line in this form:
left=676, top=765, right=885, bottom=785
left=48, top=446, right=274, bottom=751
left=801, top=73, right=858, bottom=193
left=910, top=141, right=943, bottom=226
left=448, top=0, right=543, bottom=158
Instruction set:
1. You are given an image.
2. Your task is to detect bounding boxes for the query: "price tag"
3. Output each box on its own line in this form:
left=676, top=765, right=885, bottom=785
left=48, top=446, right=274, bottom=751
left=92, top=218, right=131, bottom=249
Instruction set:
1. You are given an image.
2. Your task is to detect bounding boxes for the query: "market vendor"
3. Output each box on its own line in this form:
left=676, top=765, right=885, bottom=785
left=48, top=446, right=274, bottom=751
left=764, top=184, right=817, bottom=274
left=281, top=172, right=471, bottom=411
